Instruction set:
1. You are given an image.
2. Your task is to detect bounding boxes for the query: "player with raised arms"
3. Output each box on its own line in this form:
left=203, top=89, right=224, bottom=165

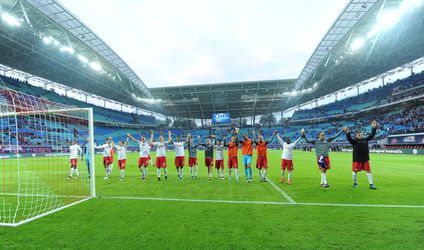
left=95, top=137, right=114, bottom=179
left=252, top=130, right=276, bottom=182
left=127, top=132, right=151, bottom=180
left=199, top=135, right=215, bottom=180
left=67, top=139, right=82, bottom=180
left=224, top=128, right=239, bottom=181
left=150, top=130, right=168, bottom=181
left=214, top=138, right=225, bottom=180
left=111, top=137, right=129, bottom=181
left=276, top=130, right=301, bottom=184
left=343, top=120, right=378, bottom=189
left=241, top=129, right=254, bottom=182
left=187, top=133, right=201, bottom=179
left=302, top=128, right=344, bottom=188
left=168, top=130, right=187, bottom=181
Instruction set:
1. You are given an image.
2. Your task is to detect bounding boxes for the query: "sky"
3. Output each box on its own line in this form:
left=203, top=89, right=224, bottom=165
left=58, top=0, right=349, bottom=88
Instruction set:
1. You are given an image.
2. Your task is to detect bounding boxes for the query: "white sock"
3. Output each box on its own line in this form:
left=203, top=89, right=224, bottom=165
left=281, top=170, right=285, bottom=178
left=120, top=169, right=125, bottom=178
left=145, top=167, right=148, bottom=177
left=194, top=166, right=198, bottom=177
left=157, top=168, right=161, bottom=178
left=75, top=168, right=79, bottom=176
left=164, top=168, right=168, bottom=177
left=235, top=169, right=239, bottom=180
left=352, top=172, right=357, bottom=183
left=229, top=169, right=232, bottom=179
left=321, top=172, right=327, bottom=184
left=69, top=168, right=74, bottom=177
left=288, top=171, right=292, bottom=181
left=180, top=168, right=183, bottom=178
left=139, top=167, right=144, bottom=176
left=208, top=168, right=212, bottom=178
left=258, top=169, right=263, bottom=179
left=263, top=169, right=267, bottom=178
left=367, top=173, right=373, bottom=185
left=190, top=167, right=193, bottom=177
left=220, top=169, right=224, bottom=178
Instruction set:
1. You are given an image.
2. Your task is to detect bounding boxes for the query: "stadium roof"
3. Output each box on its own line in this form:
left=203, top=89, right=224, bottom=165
left=150, top=79, right=295, bottom=119
left=288, top=0, right=424, bottom=106
left=0, top=0, right=158, bottom=111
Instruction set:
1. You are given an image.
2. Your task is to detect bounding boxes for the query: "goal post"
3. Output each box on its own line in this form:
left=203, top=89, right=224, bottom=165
left=0, top=88, right=95, bottom=227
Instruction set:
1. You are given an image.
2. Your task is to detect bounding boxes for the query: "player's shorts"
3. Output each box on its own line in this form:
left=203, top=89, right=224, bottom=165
left=281, top=159, right=293, bottom=171
left=175, top=156, right=185, bottom=167
left=317, top=156, right=331, bottom=170
left=243, top=155, right=252, bottom=166
left=156, top=156, right=167, bottom=168
left=148, top=154, right=151, bottom=160
left=138, top=157, right=149, bottom=167
left=215, top=159, right=224, bottom=169
left=352, top=161, right=371, bottom=172
left=103, top=156, right=113, bottom=166
left=228, top=157, right=238, bottom=169
left=205, top=157, right=213, bottom=167
left=70, top=158, right=78, bottom=167
left=256, top=157, right=268, bottom=169
left=118, top=159, right=126, bottom=170
left=188, top=157, right=198, bottom=167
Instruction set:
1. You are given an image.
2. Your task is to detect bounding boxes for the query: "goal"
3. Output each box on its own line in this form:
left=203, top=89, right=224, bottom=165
left=0, top=88, right=95, bottom=227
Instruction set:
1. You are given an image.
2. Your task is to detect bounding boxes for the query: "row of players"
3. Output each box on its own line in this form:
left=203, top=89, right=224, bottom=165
left=68, top=121, right=378, bottom=189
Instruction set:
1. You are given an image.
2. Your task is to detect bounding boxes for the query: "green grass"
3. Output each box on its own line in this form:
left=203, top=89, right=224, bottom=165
left=1, top=150, right=424, bottom=249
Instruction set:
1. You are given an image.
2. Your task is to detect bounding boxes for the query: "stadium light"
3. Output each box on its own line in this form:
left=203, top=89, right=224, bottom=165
left=77, top=54, right=89, bottom=64
left=401, top=0, right=423, bottom=10
left=1, top=13, right=21, bottom=27
left=351, top=38, right=365, bottom=51
left=59, top=46, right=75, bottom=54
left=89, top=62, right=102, bottom=71
left=42, top=36, right=54, bottom=45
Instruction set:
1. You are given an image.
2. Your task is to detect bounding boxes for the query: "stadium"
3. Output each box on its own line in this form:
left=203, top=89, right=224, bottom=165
left=0, top=0, right=424, bottom=248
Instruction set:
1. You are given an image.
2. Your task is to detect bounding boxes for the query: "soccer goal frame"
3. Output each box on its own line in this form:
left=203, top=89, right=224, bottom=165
left=0, top=107, right=96, bottom=227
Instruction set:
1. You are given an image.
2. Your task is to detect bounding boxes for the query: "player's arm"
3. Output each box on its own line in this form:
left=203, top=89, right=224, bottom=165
left=343, top=127, right=356, bottom=145
left=223, top=136, right=228, bottom=147
left=168, top=130, right=173, bottom=144
left=234, top=128, right=240, bottom=144
left=328, top=130, right=343, bottom=142
left=266, top=130, right=278, bottom=144
left=366, top=120, right=377, bottom=141
left=292, top=136, right=302, bottom=146
left=127, top=133, right=139, bottom=143
left=276, top=132, right=284, bottom=145
left=125, top=136, right=129, bottom=147
left=149, top=130, right=154, bottom=145
left=252, top=130, right=258, bottom=144
left=301, top=128, right=314, bottom=144
left=78, top=145, right=83, bottom=160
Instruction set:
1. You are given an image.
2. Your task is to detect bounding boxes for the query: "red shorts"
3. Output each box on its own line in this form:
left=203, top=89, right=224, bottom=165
left=70, top=158, right=78, bottom=167
left=215, top=159, right=224, bottom=169
left=148, top=155, right=151, bottom=160
left=256, top=157, right=268, bottom=169
left=138, top=157, right=149, bottom=167
left=228, top=157, right=238, bottom=169
left=281, top=159, right=293, bottom=171
left=352, top=161, right=371, bottom=172
left=118, top=159, right=126, bottom=170
left=103, top=156, right=113, bottom=166
left=317, top=156, right=331, bottom=170
left=188, top=157, right=198, bottom=167
left=156, top=156, right=167, bottom=168
left=175, top=156, right=185, bottom=167
left=205, top=157, right=213, bottom=167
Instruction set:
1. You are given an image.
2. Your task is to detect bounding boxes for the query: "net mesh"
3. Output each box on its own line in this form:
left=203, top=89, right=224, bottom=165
left=0, top=87, right=92, bottom=225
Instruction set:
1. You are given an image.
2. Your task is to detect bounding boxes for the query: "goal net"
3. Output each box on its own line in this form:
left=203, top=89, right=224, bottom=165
left=0, top=88, right=95, bottom=227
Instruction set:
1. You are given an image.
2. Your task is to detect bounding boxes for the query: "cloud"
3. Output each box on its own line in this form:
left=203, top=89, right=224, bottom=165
left=59, top=0, right=349, bottom=87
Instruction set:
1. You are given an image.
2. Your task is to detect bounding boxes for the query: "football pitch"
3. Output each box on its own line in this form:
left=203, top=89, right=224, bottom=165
left=1, top=150, right=424, bottom=249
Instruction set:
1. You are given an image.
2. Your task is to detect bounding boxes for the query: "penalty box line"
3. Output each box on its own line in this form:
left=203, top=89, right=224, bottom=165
left=265, top=177, right=296, bottom=203
left=98, top=196, right=424, bottom=209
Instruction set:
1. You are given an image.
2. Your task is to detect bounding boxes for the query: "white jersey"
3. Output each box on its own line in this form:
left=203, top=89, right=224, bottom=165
left=173, top=142, right=185, bottom=157
left=69, top=144, right=82, bottom=159
left=215, top=145, right=224, bottom=160
left=153, top=142, right=166, bottom=157
left=96, top=144, right=112, bottom=157
left=278, top=135, right=301, bottom=160
left=115, top=145, right=127, bottom=160
left=139, top=142, right=150, bottom=157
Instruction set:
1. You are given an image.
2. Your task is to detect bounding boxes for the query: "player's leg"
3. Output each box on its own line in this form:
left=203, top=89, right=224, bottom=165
left=228, top=159, right=233, bottom=180
left=163, top=159, right=168, bottom=180
left=262, top=158, right=268, bottom=182
left=120, top=160, right=126, bottom=181
left=364, top=162, right=376, bottom=189
left=257, top=158, right=262, bottom=181
left=86, top=158, right=91, bottom=178
left=68, top=160, right=74, bottom=180
left=247, top=156, right=253, bottom=181
left=281, top=160, right=286, bottom=183
left=234, top=158, right=239, bottom=181
left=286, top=160, right=292, bottom=184
left=156, top=157, right=161, bottom=181
left=189, top=159, right=193, bottom=178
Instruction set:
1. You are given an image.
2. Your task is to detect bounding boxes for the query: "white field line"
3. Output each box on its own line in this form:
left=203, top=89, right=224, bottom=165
left=0, top=193, right=89, bottom=199
left=98, top=196, right=424, bottom=209
left=265, top=177, right=296, bottom=203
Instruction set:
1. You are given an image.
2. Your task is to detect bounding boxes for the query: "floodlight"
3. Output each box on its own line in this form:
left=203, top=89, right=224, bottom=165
left=59, top=46, right=75, bottom=54
left=351, top=38, right=365, bottom=51
left=77, top=54, right=89, bottom=64
left=43, top=37, right=52, bottom=44
left=89, top=62, right=102, bottom=71
left=1, top=13, right=21, bottom=27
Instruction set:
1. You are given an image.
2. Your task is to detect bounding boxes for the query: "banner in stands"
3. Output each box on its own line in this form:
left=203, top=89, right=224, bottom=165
left=342, top=148, right=424, bottom=155
left=387, top=133, right=424, bottom=144
left=212, top=113, right=231, bottom=124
